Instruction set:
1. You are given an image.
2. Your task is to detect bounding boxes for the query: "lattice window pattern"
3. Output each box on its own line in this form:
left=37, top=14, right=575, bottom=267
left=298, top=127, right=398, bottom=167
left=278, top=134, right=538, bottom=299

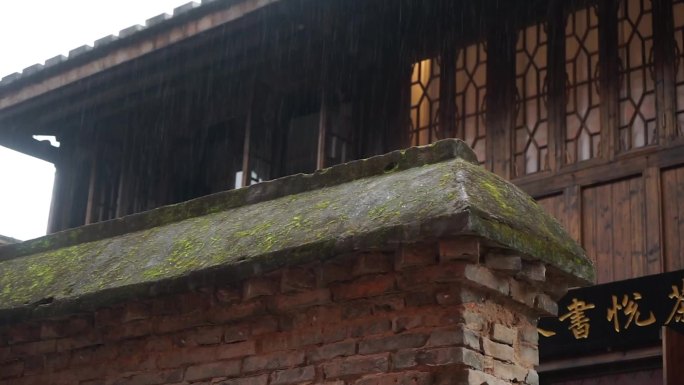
left=674, top=0, right=684, bottom=135
left=410, top=58, right=441, bottom=146
left=565, top=6, right=601, bottom=164
left=455, top=41, right=487, bottom=163
left=515, top=22, right=549, bottom=176
left=618, top=0, right=656, bottom=151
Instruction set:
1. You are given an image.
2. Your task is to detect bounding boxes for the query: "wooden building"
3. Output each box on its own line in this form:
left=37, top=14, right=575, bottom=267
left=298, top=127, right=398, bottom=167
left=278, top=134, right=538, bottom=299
left=0, top=0, right=683, bottom=383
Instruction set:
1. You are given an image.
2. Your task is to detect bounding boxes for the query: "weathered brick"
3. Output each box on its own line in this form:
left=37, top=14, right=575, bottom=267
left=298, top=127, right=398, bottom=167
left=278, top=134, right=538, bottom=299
left=22, top=355, right=44, bottom=376
left=0, top=360, right=24, bottom=379
left=177, top=292, right=212, bottom=314
left=224, top=324, right=250, bottom=343
left=41, top=316, right=91, bottom=339
left=482, top=337, right=514, bottom=362
left=273, top=289, right=331, bottom=311
left=56, top=331, right=103, bottom=350
left=317, top=263, right=352, bottom=286
left=397, top=264, right=466, bottom=289
left=244, top=278, right=278, bottom=300
left=216, top=374, right=269, bottom=385
left=517, top=344, right=539, bottom=366
left=436, top=369, right=508, bottom=385
left=44, top=352, right=71, bottom=372
left=243, top=351, right=305, bottom=373
left=520, top=326, right=539, bottom=345
left=184, top=360, right=241, bottom=382
left=359, top=333, right=428, bottom=354
left=121, top=302, right=150, bottom=322
left=149, top=296, right=179, bottom=315
left=292, top=306, right=342, bottom=329
left=6, top=324, right=40, bottom=344
left=104, top=319, right=152, bottom=341
left=438, top=238, right=480, bottom=263
left=534, top=293, right=558, bottom=316
left=260, top=328, right=324, bottom=352
left=492, top=361, right=528, bottom=382
left=517, top=262, right=546, bottom=283
left=491, top=324, right=516, bottom=346
left=350, top=319, right=391, bottom=338
left=370, top=295, right=405, bottom=313
left=308, top=341, right=356, bottom=363
left=270, top=365, right=316, bottom=385
left=484, top=254, right=522, bottom=273
left=10, top=339, right=56, bottom=356
left=352, top=252, right=392, bottom=276
left=391, top=349, right=417, bottom=369
left=462, top=265, right=509, bottom=296
left=526, top=369, right=540, bottom=385
left=116, top=369, right=183, bottom=385
left=405, top=292, right=437, bottom=307
left=426, top=327, right=479, bottom=350
left=94, top=306, right=126, bottom=327
left=323, top=354, right=389, bottom=379
left=157, top=342, right=255, bottom=368
left=415, top=347, right=483, bottom=370
left=281, top=268, right=316, bottom=293
left=435, top=287, right=481, bottom=306
left=392, top=314, right=423, bottom=333
left=215, top=287, right=241, bottom=304
left=395, top=244, right=436, bottom=270
left=188, top=326, right=223, bottom=345
left=156, top=311, right=206, bottom=334
left=509, top=279, right=536, bottom=308
left=217, top=340, right=257, bottom=360
left=332, top=275, right=395, bottom=301
left=208, top=301, right=265, bottom=324
left=251, top=316, right=279, bottom=335
left=354, top=371, right=433, bottom=385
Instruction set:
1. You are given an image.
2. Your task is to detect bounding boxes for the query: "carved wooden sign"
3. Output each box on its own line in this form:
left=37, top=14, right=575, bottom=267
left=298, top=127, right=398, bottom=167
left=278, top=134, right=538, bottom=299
left=540, top=269, right=684, bottom=359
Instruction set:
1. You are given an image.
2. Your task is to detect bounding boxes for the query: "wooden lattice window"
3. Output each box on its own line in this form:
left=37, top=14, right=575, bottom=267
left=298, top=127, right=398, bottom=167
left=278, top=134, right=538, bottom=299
left=410, top=58, right=441, bottom=146
left=515, top=23, right=549, bottom=176
left=455, top=41, right=487, bottom=163
left=617, top=0, right=657, bottom=151
left=674, top=0, right=684, bottom=135
left=565, top=6, right=601, bottom=164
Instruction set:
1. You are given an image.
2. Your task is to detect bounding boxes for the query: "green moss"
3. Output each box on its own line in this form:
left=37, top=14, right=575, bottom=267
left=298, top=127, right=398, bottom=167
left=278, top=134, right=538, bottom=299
left=0, top=139, right=594, bottom=316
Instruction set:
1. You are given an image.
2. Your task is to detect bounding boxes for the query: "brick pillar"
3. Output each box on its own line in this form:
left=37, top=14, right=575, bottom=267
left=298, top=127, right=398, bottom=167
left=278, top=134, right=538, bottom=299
left=0, top=139, right=593, bottom=385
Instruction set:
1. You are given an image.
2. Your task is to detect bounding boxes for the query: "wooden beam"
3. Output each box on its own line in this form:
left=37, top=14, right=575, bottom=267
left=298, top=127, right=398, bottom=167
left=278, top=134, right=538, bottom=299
left=0, top=0, right=281, bottom=111
left=517, top=142, right=684, bottom=197
left=598, top=0, right=619, bottom=160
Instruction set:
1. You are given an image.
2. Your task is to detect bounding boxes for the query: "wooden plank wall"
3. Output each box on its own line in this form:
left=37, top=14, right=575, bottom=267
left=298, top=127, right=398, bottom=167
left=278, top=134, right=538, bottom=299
left=533, top=163, right=684, bottom=284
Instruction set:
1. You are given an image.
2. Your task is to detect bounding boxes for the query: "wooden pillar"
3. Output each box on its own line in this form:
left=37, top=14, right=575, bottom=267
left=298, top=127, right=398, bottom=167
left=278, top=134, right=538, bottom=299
left=598, top=0, right=619, bottom=160
left=653, top=0, right=678, bottom=142
left=485, top=1, right=517, bottom=178
left=548, top=0, right=566, bottom=172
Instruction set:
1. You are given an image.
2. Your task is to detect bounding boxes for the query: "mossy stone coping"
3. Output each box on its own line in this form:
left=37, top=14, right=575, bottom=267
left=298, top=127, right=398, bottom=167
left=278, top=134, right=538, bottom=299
left=0, top=139, right=594, bottom=321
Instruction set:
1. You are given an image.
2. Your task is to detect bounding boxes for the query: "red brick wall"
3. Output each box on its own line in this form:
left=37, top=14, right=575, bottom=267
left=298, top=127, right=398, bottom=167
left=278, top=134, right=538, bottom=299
left=0, top=238, right=555, bottom=385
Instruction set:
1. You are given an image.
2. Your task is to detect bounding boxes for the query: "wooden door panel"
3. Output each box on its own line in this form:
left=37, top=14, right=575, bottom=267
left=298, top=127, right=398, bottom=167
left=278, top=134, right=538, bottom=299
left=581, top=177, right=647, bottom=283
left=662, top=166, right=684, bottom=272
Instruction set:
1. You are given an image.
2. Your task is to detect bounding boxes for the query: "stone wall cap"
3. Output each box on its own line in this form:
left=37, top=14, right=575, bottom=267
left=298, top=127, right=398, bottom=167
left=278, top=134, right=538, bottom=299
left=0, top=139, right=594, bottom=321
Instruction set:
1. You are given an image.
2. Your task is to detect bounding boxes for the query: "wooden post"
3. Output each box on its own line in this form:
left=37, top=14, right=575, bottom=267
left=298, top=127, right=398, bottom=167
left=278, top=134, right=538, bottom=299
left=663, top=326, right=684, bottom=385
left=598, top=0, right=619, bottom=160
left=317, top=89, right=328, bottom=170
left=548, top=0, right=566, bottom=172
left=485, top=1, right=516, bottom=178
left=653, top=0, right=678, bottom=142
